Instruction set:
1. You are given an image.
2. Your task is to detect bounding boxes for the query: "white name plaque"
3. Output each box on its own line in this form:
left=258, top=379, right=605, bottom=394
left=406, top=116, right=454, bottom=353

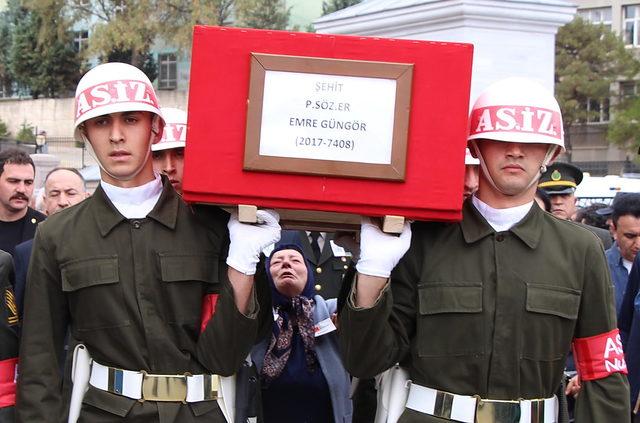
left=244, top=53, right=413, bottom=181
left=258, top=71, right=396, bottom=165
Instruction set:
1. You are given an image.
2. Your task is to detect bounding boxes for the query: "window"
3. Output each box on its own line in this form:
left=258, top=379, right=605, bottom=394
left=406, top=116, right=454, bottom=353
left=158, top=53, right=177, bottom=90
left=579, top=7, right=612, bottom=32
left=624, top=5, right=640, bottom=46
left=73, top=30, right=89, bottom=52
left=587, top=98, right=610, bottom=123
left=620, top=81, right=637, bottom=102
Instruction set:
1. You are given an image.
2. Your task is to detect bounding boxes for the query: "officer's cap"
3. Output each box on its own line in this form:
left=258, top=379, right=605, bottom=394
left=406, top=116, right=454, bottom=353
left=538, top=162, right=583, bottom=195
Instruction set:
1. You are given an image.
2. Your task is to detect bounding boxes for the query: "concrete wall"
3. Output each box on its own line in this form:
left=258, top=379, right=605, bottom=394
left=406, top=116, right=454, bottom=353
left=0, top=90, right=188, bottom=138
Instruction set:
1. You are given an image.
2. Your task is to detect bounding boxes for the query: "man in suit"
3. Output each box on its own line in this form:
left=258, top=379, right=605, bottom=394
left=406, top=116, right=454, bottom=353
left=13, top=167, right=89, bottom=315
left=0, top=148, right=45, bottom=256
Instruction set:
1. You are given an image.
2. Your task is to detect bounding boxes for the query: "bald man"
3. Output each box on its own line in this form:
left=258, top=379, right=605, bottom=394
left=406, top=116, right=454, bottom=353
left=14, top=168, right=89, bottom=315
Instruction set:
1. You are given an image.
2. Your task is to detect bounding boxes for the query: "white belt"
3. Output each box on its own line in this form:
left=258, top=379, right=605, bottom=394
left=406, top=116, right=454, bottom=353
left=405, top=383, right=558, bottom=423
left=89, top=361, right=220, bottom=403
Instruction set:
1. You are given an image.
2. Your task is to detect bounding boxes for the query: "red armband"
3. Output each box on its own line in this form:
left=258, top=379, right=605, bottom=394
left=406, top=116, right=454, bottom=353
left=200, top=294, right=219, bottom=334
left=573, top=328, right=627, bottom=381
left=0, top=357, right=18, bottom=408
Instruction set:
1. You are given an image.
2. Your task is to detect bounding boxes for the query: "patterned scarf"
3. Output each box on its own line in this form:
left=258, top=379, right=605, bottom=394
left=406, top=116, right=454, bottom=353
left=261, top=244, right=319, bottom=384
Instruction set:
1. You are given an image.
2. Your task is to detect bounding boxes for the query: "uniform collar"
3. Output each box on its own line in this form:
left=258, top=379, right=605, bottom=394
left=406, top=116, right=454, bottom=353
left=460, top=198, right=543, bottom=249
left=93, top=175, right=180, bottom=237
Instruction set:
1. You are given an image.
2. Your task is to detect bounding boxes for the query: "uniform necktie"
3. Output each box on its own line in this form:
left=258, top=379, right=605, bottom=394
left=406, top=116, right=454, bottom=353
left=310, top=231, right=322, bottom=261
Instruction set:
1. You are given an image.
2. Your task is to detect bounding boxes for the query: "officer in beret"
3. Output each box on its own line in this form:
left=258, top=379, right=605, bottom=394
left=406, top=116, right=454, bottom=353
left=539, top=162, right=612, bottom=249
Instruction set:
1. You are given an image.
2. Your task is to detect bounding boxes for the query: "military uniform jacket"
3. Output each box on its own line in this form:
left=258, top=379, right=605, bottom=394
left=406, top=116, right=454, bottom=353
left=340, top=201, right=630, bottom=423
left=17, top=178, right=259, bottom=423
left=0, top=250, right=17, bottom=421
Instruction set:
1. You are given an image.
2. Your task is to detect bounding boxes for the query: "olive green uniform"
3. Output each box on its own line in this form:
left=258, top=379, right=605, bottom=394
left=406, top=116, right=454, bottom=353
left=340, top=201, right=630, bottom=422
left=17, top=178, right=259, bottom=423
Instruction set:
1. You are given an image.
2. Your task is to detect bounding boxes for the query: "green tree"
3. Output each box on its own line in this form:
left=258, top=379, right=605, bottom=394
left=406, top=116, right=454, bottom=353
left=107, top=48, right=157, bottom=83
left=0, top=118, right=10, bottom=138
left=157, top=0, right=235, bottom=50
left=555, top=17, right=639, bottom=156
left=0, top=0, right=17, bottom=97
left=608, top=96, right=640, bottom=150
left=16, top=121, right=35, bottom=143
left=8, top=0, right=81, bottom=98
left=322, top=0, right=361, bottom=15
left=236, top=0, right=289, bottom=30
left=68, top=0, right=157, bottom=79
left=7, top=2, right=38, bottom=96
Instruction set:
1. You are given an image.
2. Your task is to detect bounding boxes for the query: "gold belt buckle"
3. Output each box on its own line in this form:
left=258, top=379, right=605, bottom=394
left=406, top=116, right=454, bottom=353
left=475, top=397, right=521, bottom=423
left=201, top=374, right=220, bottom=401
left=141, top=372, right=188, bottom=403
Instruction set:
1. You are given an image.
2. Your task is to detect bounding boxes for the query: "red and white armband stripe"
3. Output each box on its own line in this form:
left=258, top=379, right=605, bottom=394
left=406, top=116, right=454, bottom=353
left=573, top=328, right=627, bottom=381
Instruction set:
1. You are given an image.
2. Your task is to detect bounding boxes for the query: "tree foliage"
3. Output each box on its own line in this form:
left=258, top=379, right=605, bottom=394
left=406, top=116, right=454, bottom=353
left=0, top=0, right=303, bottom=98
left=0, top=118, right=10, bottom=138
left=322, top=0, right=361, bottom=15
left=608, top=98, right=640, bottom=149
left=235, top=0, right=290, bottom=30
left=67, top=0, right=157, bottom=79
left=4, top=0, right=81, bottom=98
left=157, top=0, right=234, bottom=50
left=556, top=17, right=639, bottom=127
left=0, top=1, right=16, bottom=97
left=16, top=121, right=35, bottom=142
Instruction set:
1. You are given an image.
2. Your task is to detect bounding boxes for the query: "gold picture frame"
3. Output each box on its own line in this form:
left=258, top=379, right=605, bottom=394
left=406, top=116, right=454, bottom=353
left=244, top=53, right=413, bottom=181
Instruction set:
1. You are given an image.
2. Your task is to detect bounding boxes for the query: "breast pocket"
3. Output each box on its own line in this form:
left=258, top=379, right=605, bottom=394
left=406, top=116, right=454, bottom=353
left=417, top=282, right=484, bottom=357
left=158, top=252, right=219, bottom=325
left=522, top=283, right=580, bottom=361
left=61, top=255, right=130, bottom=331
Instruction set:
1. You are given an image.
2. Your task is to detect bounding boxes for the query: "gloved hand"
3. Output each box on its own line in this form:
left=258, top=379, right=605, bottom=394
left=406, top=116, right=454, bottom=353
left=356, top=217, right=412, bottom=278
left=227, top=209, right=281, bottom=275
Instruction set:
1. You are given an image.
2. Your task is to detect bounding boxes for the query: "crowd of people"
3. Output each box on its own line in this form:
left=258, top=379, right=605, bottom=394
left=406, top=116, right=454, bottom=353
left=0, top=62, right=637, bottom=423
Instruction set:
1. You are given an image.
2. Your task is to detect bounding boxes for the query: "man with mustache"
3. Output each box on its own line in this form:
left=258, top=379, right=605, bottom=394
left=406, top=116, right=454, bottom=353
left=0, top=148, right=46, bottom=257
left=339, top=77, right=629, bottom=423
left=13, top=167, right=90, bottom=316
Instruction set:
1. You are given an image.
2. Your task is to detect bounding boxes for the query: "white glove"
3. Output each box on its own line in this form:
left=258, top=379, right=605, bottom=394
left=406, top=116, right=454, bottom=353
left=226, top=209, right=281, bottom=275
left=356, top=217, right=412, bottom=278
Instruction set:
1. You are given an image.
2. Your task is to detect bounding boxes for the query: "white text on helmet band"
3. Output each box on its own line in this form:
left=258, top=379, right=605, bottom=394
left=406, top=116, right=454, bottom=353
left=470, top=106, right=562, bottom=140
left=75, top=80, right=159, bottom=119
left=161, top=123, right=187, bottom=143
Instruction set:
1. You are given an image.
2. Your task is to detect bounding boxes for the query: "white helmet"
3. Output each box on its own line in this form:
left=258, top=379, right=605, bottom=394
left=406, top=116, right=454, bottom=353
left=152, top=107, right=187, bottom=151
left=467, top=77, right=564, bottom=150
left=467, top=77, right=564, bottom=195
left=465, top=147, right=479, bottom=165
left=73, top=62, right=165, bottom=141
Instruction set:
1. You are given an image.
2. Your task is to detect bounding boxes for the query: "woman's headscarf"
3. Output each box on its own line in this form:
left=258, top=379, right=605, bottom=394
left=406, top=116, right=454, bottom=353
left=261, top=244, right=318, bottom=384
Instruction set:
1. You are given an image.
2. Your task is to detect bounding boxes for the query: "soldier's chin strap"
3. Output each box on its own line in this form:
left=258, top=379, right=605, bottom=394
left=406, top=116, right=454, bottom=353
left=469, top=140, right=558, bottom=197
left=81, top=115, right=161, bottom=183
